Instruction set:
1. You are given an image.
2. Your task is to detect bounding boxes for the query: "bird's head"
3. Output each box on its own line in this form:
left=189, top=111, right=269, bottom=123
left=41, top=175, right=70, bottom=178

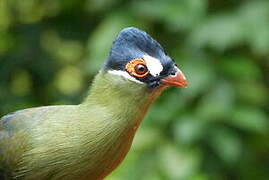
left=103, top=27, right=187, bottom=90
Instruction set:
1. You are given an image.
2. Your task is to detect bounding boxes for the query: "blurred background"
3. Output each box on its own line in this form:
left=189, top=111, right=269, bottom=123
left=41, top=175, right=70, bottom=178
left=0, top=0, right=269, bottom=179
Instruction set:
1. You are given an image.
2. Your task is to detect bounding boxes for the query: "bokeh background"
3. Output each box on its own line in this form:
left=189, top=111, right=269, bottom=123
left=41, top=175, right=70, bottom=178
left=1, top=0, right=269, bottom=179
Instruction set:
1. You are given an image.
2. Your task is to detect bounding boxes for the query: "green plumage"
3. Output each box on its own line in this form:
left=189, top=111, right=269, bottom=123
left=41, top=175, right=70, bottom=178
left=0, top=27, right=187, bottom=179
left=0, top=71, right=164, bottom=179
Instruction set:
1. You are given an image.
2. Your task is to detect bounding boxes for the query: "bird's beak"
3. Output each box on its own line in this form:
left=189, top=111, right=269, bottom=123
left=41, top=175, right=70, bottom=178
left=161, top=68, right=188, bottom=87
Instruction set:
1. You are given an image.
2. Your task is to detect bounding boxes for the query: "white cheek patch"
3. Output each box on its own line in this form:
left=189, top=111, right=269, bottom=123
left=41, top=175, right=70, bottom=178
left=143, top=55, right=163, bottom=76
left=108, top=70, right=144, bottom=84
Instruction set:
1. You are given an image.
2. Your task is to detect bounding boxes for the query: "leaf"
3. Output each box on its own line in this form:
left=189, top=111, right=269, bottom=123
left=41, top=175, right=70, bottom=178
left=55, top=66, right=84, bottom=95
left=228, top=106, right=268, bottom=134
left=188, top=14, right=244, bottom=51
left=10, top=69, right=32, bottom=96
left=220, top=56, right=262, bottom=81
left=158, top=143, right=200, bottom=179
left=174, top=115, right=206, bottom=145
left=196, top=82, right=234, bottom=120
left=209, top=128, right=242, bottom=165
left=133, top=0, right=206, bottom=31
left=238, top=1, right=269, bottom=55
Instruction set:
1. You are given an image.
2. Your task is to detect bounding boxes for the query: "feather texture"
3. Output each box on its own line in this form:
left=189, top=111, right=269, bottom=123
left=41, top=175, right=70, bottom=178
left=0, top=71, right=164, bottom=179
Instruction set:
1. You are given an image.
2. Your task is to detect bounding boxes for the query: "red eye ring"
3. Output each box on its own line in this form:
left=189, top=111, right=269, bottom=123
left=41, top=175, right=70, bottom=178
left=125, top=59, right=149, bottom=78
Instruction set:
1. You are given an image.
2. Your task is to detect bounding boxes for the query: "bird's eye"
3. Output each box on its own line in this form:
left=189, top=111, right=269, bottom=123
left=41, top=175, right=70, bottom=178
left=125, top=58, right=149, bottom=78
left=135, top=64, right=148, bottom=75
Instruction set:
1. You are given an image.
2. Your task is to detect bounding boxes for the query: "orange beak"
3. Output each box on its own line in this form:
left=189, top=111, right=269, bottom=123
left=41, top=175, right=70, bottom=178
left=161, top=68, right=187, bottom=87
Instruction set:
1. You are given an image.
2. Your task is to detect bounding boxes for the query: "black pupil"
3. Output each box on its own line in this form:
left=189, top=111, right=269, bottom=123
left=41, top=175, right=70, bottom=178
left=135, top=64, right=148, bottom=75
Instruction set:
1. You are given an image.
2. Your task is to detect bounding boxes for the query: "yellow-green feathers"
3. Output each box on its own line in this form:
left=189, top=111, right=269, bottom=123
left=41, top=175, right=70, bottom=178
left=0, top=71, right=163, bottom=179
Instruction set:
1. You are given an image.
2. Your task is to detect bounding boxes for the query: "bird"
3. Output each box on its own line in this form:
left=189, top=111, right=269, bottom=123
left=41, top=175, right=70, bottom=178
left=0, top=27, right=187, bottom=180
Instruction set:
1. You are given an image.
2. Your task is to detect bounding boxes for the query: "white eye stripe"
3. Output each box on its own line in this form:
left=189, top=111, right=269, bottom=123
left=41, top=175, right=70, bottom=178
left=108, top=70, right=144, bottom=84
left=143, top=55, right=163, bottom=77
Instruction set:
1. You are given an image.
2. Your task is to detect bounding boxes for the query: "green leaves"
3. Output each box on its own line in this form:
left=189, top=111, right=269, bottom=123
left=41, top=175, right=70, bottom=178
left=196, top=82, right=234, bottom=120
left=158, top=143, right=200, bottom=179
left=133, top=0, right=206, bottom=31
left=189, top=1, right=269, bottom=54
left=229, top=106, right=268, bottom=134
left=209, top=128, right=242, bottom=165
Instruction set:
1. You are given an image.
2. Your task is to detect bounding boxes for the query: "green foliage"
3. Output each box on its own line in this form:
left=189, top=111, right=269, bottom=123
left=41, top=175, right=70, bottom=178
left=1, top=0, right=269, bottom=179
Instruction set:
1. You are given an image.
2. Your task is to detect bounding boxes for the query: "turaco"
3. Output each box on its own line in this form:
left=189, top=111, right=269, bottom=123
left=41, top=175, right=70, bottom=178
left=0, top=27, right=187, bottom=180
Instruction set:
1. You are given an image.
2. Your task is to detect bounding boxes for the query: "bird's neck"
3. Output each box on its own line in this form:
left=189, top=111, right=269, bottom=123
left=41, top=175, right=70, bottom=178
left=83, top=71, right=164, bottom=128
left=77, top=72, right=164, bottom=178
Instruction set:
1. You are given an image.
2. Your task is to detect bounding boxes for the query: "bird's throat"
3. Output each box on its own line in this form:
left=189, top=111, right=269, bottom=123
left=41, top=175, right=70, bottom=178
left=83, top=71, right=164, bottom=129
left=79, top=72, right=164, bottom=178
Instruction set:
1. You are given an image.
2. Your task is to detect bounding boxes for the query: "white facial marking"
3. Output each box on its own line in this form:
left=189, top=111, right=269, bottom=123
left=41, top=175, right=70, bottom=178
left=143, top=55, right=163, bottom=76
left=108, top=70, right=144, bottom=84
